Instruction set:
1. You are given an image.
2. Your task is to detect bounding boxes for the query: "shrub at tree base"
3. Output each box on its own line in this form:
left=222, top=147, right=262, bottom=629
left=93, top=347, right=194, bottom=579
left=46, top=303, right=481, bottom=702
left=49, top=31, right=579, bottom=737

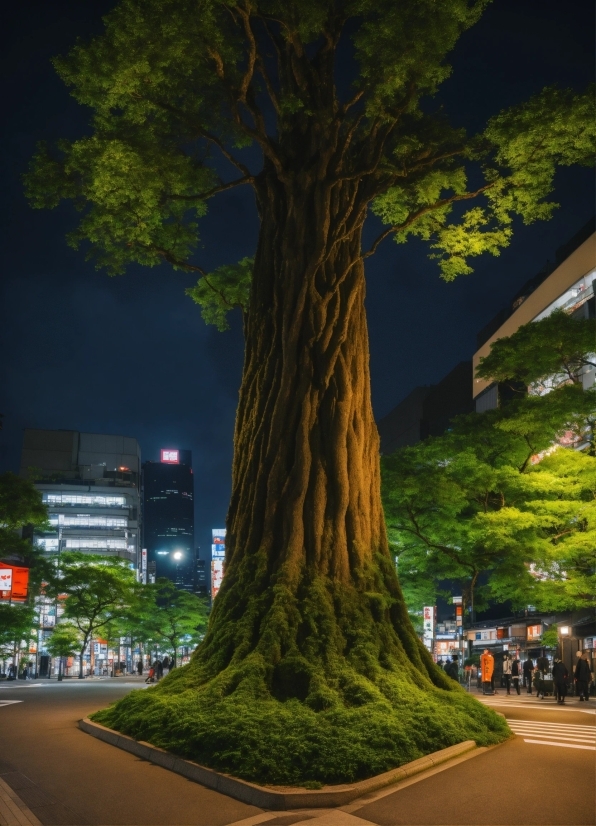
left=92, top=571, right=509, bottom=786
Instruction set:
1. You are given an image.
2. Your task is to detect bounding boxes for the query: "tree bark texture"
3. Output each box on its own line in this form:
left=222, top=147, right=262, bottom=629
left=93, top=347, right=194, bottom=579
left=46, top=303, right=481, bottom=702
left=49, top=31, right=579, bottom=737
left=195, top=165, right=447, bottom=696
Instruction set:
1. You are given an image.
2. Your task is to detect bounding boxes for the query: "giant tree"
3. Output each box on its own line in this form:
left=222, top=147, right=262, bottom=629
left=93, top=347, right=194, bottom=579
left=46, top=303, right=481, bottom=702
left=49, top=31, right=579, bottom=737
left=26, top=0, right=593, bottom=783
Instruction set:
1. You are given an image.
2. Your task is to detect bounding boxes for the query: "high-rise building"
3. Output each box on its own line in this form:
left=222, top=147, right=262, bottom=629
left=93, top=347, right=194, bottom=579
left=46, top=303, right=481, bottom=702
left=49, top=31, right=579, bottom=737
left=20, top=429, right=141, bottom=567
left=142, top=449, right=194, bottom=590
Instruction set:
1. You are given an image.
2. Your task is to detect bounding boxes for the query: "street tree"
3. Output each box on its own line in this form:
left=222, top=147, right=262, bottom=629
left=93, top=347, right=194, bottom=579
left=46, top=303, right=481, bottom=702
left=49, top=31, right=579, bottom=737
left=25, top=0, right=594, bottom=782
left=0, top=604, right=36, bottom=672
left=45, top=622, right=82, bottom=680
left=383, top=388, right=596, bottom=619
left=142, top=579, right=208, bottom=667
left=45, top=553, right=136, bottom=678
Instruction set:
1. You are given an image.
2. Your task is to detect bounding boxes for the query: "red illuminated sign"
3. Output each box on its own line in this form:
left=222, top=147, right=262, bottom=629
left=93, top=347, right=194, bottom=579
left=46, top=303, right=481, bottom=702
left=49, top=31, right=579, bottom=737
left=161, top=449, right=179, bottom=464
left=0, top=565, right=29, bottom=602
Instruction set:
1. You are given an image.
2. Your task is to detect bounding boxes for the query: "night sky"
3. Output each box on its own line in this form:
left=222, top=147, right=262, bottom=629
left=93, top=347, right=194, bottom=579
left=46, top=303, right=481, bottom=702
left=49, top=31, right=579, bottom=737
left=1, top=0, right=594, bottom=562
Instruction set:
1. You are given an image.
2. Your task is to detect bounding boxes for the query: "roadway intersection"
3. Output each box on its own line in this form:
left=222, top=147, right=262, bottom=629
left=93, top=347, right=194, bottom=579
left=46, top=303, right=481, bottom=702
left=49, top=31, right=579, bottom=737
left=0, top=679, right=593, bottom=825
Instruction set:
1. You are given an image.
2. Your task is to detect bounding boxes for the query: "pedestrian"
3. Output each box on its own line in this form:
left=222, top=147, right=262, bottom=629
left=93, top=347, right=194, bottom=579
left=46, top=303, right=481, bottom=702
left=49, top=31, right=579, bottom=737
left=162, top=656, right=170, bottom=674
left=511, top=656, right=521, bottom=695
left=156, top=659, right=163, bottom=680
left=575, top=651, right=591, bottom=702
left=552, top=658, right=568, bottom=704
left=480, top=649, right=494, bottom=695
left=502, top=653, right=512, bottom=695
left=523, top=656, right=534, bottom=694
left=136, top=660, right=143, bottom=676
left=145, top=666, right=155, bottom=684
left=445, top=655, right=459, bottom=682
left=537, top=653, right=550, bottom=674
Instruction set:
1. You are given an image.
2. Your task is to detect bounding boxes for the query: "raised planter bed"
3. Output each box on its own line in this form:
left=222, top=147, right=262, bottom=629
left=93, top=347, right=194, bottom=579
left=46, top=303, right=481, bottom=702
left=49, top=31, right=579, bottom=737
left=79, top=717, right=477, bottom=810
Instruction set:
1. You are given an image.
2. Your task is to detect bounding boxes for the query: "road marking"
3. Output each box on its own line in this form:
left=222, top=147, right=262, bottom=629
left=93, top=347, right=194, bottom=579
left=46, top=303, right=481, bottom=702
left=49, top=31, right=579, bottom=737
left=507, top=719, right=596, bottom=751
left=477, top=699, right=595, bottom=715
left=0, top=700, right=23, bottom=707
left=522, top=739, right=595, bottom=751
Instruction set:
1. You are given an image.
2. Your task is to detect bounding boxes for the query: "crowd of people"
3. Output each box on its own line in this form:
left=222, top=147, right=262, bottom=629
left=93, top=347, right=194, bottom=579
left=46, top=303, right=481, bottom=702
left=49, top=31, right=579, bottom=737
left=440, top=649, right=593, bottom=704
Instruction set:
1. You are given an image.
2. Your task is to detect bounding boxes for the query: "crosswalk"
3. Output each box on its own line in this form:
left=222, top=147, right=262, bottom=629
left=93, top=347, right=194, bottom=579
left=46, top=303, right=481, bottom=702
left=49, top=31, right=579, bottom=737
left=508, top=719, right=596, bottom=750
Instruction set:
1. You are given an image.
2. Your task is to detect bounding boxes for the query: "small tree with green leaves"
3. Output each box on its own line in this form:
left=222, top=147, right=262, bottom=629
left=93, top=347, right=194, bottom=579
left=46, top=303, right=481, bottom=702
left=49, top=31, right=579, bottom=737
left=46, top=623, right=82, bottom=680
left=45, top=553, right=136, bottom=678
left=145, top=579, right=208, bottom=667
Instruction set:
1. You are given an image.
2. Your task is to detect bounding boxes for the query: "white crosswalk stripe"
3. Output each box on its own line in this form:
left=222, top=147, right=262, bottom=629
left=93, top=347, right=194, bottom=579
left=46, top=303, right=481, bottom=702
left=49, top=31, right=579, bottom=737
left=0, top=700, right=22, bottom=707
left=508, top=719, right=596, bottom=750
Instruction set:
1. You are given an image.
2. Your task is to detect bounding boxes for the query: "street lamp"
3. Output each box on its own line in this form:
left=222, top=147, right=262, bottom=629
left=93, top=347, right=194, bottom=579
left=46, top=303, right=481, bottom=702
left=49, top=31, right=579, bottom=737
left=559, top=626, right=570, bottom=675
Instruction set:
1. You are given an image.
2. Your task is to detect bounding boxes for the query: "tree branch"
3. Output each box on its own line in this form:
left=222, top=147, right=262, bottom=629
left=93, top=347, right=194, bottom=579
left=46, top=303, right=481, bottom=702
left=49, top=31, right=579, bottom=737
left=363, top=183, right=495, bottom=258
left=169, top=175, right=254, bottom=201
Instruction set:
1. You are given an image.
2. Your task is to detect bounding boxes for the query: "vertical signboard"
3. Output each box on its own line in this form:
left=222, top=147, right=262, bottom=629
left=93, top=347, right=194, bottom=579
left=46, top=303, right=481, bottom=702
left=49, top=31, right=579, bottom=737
left=141, top=548, right=147, bottom=584
left=211, top=529, right=226, bottom=601
left=423, top=606, right=435, bottom=653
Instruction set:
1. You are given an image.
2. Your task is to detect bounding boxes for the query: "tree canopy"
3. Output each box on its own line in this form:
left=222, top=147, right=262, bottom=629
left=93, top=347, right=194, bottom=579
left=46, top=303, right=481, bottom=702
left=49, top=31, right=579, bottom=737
left=25, top=1, right=594, bottom=316
left=383, top=310, right=596, bottom=618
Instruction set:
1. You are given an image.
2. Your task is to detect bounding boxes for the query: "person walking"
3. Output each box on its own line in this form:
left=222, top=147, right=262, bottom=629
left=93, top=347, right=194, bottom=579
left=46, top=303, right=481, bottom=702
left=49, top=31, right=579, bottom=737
left=136, top=660, right=143, bottom=676
left=480, top=649, right=494, bottom=695
left=444, top=655, right=459, bottom=682
left=552, top=658, right=568, bottom=704
left=145, top=665, right=155, bottom=683
left=502, top=653, right=512, bottom=695
left=575, top=651, right=591, bottom=702
left=511, top=656, right=521, bottom=695
left=523, top=656, right=534, bottom=694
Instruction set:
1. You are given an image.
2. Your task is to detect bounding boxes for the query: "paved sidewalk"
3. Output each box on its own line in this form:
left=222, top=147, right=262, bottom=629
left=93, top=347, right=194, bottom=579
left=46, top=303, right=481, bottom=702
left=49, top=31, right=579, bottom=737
left=0, top=775, right=41, bottom=826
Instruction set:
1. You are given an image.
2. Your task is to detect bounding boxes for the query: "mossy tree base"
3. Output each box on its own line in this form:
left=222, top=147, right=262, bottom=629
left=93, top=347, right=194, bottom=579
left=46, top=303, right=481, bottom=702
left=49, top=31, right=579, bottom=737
left=93, top=559, right=509, bottom=785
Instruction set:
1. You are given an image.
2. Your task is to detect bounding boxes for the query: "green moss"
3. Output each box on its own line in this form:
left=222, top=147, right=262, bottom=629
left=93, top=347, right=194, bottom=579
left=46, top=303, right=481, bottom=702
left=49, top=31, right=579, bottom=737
left=92, top=563, right=510, bottom=785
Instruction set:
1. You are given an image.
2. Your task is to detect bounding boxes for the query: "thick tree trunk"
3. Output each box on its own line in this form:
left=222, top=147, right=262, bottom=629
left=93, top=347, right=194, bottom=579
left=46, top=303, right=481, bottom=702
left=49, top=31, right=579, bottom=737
left=195, top=169, right=444, bottom=696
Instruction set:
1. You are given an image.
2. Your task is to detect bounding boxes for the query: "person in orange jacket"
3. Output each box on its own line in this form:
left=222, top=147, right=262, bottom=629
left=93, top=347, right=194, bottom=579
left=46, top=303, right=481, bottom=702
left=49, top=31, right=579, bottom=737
left=480, top=649, right=494, bottom=695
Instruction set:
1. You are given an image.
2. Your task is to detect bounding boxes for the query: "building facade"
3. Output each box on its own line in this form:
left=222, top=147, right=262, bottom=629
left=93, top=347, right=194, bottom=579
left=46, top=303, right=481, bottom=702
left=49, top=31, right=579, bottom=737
left=142, top=449, right=194, bottom=590
left=473, top=221, right=596, bottom=412
left=19, top=429, right=141, bottom=677
left=20, top=429, right=141, bottom=567
left=377, top=361, right=474, bottom=454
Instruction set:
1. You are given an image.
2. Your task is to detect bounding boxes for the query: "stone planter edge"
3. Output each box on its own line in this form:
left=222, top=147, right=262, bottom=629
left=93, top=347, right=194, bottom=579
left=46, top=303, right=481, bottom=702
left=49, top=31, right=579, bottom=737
left=79, top=717, right=476, bottom=810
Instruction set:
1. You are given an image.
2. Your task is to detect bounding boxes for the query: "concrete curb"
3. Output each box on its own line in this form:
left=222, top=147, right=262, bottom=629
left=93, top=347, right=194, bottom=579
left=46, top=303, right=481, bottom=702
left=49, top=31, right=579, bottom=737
left=79, top=718, right=476, bottom=810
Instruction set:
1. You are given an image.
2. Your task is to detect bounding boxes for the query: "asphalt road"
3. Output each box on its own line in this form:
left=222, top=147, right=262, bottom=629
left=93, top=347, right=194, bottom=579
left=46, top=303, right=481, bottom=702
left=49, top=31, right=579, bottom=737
left=0, top=679, right=593, bottom=826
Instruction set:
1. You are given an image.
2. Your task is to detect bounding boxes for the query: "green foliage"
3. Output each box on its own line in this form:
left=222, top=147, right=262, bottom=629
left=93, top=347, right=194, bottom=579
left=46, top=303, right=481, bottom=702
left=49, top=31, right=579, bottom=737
left=477, top=310, right=596, bottom=392
left=44, top=553, right=137, bottom=660
left=45, top=623, right=82, bottom=658
left=24, top=1, right=595, bottom=307
left=186, top=258, right=252, bottom=330
left=382, top=387, right=596, bottom=617
left=541, top=625, right=559, bottom=650
left=0, top=604, right=36, bottom=659
left=0, top=472, right=49, bottom=531
left=93, top=569, right=509, bottom=785
left=130, top=578, right=208, bottom=664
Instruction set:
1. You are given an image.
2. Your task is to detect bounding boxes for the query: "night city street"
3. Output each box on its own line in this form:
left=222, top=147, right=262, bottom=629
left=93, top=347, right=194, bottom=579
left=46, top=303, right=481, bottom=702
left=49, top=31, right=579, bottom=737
left=0, top=679, right=594, bottom=826
left=1, top=0, right=595, bottom=824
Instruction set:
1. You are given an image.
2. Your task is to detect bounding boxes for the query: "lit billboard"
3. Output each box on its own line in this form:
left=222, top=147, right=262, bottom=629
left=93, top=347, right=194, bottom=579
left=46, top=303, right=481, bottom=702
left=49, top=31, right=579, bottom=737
left=0, top=565, right=29, bottom=602
left=211, top=529, right=226, bottom=600
left=161, top=449, right=179, bottom=463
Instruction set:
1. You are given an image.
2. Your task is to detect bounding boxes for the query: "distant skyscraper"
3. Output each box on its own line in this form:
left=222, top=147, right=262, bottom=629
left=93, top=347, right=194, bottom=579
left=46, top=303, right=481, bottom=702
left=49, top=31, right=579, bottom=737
left=142, top=449, right=194, bottom=590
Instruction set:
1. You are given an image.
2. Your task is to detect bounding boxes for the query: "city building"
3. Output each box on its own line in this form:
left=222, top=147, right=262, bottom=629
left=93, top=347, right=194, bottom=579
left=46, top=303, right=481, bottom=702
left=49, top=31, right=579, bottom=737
left=194, top=557, right=209, bottom=596
left=20, top=429, right=141, bottom=567
left=142, top=449, right=195, bottom=590
left=377, top=361, right=474, bottom=454
left=473, top=219, right=596, bottom=412
left=19, top=428, right=142, bottom=677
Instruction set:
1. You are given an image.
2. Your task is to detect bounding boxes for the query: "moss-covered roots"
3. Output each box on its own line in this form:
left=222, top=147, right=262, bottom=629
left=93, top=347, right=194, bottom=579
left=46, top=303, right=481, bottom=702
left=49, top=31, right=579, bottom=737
left=93, top=557, right=509, bottom=785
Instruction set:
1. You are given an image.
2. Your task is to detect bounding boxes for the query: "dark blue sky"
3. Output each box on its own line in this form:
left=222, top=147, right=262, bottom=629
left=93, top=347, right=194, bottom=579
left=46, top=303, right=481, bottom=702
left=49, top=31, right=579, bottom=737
left=1, top=0, right=594, bottom=560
